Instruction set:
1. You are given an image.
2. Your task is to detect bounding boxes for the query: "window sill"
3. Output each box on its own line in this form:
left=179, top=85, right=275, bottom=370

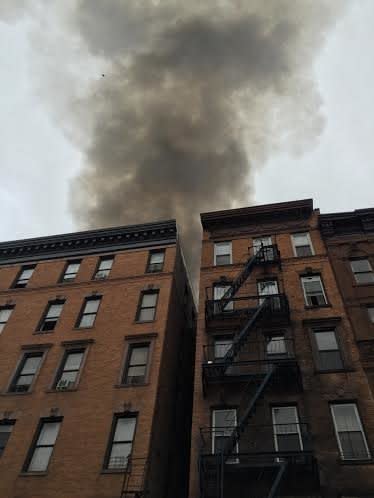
left=134, top=320, right=155, bottom=324
left=315, top=368, right=354, bottom=374
left=339, top=458, right=374, bottom=465
left=101, top=468, right=128, bottom=474
left=115, top=382, right=149, bottom=389
left=2, top=391, right=32, bottom=396
left=73, top=326, right=95, bottom=331
left=45, top=388, right=78, bottom=393
left=19, top=471, right=48, bottom=477
left=353, top=282, right=374, bottom=288
left=33, top=330, right=55, bottom=335
left=304, top=304, right=332, bottom=310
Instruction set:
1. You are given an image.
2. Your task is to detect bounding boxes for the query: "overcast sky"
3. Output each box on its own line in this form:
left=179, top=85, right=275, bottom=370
left=0, top=1, right=373, bottom=244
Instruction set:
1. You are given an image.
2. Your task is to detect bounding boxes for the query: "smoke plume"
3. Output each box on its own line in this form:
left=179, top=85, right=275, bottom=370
left=1, top=1, right=347, bottom=288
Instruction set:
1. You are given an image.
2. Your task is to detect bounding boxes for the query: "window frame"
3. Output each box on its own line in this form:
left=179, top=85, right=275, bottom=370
left=37, top=300, right=65, bottom=333
left=301, top=274, right=328, bottom=307
left=76, top=295, right=102, bottom=329
left=0, top=419, right=15, bottom=458
left=312, top=327, right=344, bottom=372
left=122, top=342, right=151, bottom=386
left=135, top=290, right=159, bottom=323
left=104, top=413, right=138, bottom=470
left=212, top=408, right=238, bottom=457
left=23, top=417, right=62, bottom=473
left=214, top=241, right=232, bottom=266
left=93, top=256, right=114, bottom=280
left=253, top=236, right=273, bottom=255
left=8, top=350, right=46, bottom=394
left=291, top=232, right=314, bottom=257
left=146, top=250, right=165, bottom=273
left=0, top=305, right=14, bottom=334
left=271, top=405, right=303, bottom=453
left=60, top=260, right=81, bottom=283
left=53, top=346, right=87, bottom=390
left=350, top=259, right=374, bottom=285
left=330, top=402, right=371, bottom=461
left=12, top=265, right=35, bottom=289
left=368, top=306, right=374, bottom=324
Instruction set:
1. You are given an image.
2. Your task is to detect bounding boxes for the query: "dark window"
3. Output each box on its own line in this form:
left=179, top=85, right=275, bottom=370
left=272, top=406, right=303, bottom=452
left=77, top=296, right=101, bottom=328
left=214, top=337, right=233, bottom=359
left=351, top=259, right=374, bottom=284
left=39, top=301, right=64, bottom=332
left=55, top=349, right=85, bottom=390
left=368, top=306, right=374, bottom=324
left=61, top=260, right=81, bottom=283
left=105, top=415, right=137, bottom=469
left=146, top=251, right=165, bottom=273
left=136, top=291, right=158, bottom=322
left=331, top=403, right=371, bottom=460
left=0, top=306, right=14, bottom=334
left=214, top=242, right=232, bottom=266
left=123, top=343, right=150, bottom=385
left=314, top=328, right=343, bottom=370
left=24, top=419, right=62, bottom=472
left=13, top=265, right=35, bottom=288
left=9, top=352, right=43, bottom=393
left=301, top=275, right=327, bottom=306
left=266, top=335, right=287, bottom=357
left=94, top=257, right=114, bottom=280
left=291, top=233, right=314, bottom=257
left=0, top=422, right=15, bottom=457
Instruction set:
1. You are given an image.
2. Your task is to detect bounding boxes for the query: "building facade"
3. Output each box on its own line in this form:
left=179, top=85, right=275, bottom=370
left=0, top=221, right=196, bottom=498
left=320, top=209, right=374, bottom=395
left=189, top=199, right=374, bottom=498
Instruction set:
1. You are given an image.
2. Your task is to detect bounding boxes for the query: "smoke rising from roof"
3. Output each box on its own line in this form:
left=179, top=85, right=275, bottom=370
left=1, top=1, right=347, bottom=287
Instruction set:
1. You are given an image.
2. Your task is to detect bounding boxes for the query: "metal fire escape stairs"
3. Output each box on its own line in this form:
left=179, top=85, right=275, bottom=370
left=207, top=244, right=288, bottom=498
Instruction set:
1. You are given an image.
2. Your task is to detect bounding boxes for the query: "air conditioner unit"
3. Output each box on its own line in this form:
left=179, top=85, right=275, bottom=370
left=56, top=379, right=74, bottom=390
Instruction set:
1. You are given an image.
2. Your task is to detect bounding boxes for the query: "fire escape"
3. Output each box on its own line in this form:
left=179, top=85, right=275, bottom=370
left=120, top=457, right=148, bottom=498
left=199, top=245, right=318, bottom=498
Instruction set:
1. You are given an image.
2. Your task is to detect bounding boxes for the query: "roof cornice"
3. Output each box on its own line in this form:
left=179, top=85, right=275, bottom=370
left=0, top=220, right=177, bottom=265
left=200, top=199, right=313, bottom=229
left=320, top=209, right=374, bottom=238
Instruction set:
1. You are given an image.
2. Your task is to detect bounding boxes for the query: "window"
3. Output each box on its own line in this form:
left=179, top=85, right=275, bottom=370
left=368, top=306, right=374, bottom=324
left=9, top=352, right=44, bottom=393
left=214, top=242, right=232, bottom=266
left=25, top=419, right=62, bottom=472
left=213, top=284, right=234, bottom=313
left=146, top=250, right=165, bottom=273
left=314, top=328, right=343, bottom=371
left=0, top=306, right=13, bottom=334
left=38, top=301, right=64, bottom=332
left=272, top=406, right=303, bottom=452
left=214, top=337, right=233, bottom=359
left=301, top=275, right=327, bottom=306
left=0, top=422, right=14, bottom=457
left=123, top=343, right=150, bottom=385
left=266, top=335, right=287, bottom=357
left=350, top=259, right=374, bottom=284
left=253, top=236, right=272, bottom=255
left=94, top=256, right=114, bottom=280
left=61, top=260, right=80, bottom=283
left=212, top=409, right=238, bottom=457
left=257, top=279, right=280, bottom=309
left=13, top=265, right=35, bottom=288
left=331, top=403, right=371, bottom=460
left=291, top=233, right=314, bottom=257
left=54, top=349, right=85, bottom=390
left=106, top=415, right=137, bottom=469
left=136, top=291, right=158, bottom=322
left=77, top=296, right=101, bottom=328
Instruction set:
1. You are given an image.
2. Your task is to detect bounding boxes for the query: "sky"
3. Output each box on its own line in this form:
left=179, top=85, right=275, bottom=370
left=0, top=1, right=373, bottom=245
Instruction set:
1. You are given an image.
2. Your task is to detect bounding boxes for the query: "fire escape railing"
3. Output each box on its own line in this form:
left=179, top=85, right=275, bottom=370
left=120, top=456, right=148, bottom=498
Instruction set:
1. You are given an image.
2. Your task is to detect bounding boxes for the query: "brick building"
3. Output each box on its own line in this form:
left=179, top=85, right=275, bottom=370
left=189, top=199, right=374, bottom=498
left=320, top=208, right=374, bottom=395
left=0, top=220, right=196, bottom=498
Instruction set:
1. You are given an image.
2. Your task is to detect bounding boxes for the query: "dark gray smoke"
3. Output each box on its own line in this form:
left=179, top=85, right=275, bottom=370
left=1, top=1, right=347, bottom=287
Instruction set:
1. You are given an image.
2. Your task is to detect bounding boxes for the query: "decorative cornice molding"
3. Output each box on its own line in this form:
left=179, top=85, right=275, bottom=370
left=0, top=220, right=177, bottom=266
left=320, top=209, right=374, bottom=238
left=201, top=199, right=313, bottom=230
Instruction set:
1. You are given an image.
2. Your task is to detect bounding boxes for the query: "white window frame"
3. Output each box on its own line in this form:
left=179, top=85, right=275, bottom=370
left=214, top=242, right=232, bottom=266
left=301, top=275, right=327, bottom=307
left=213, top=284, right=234, bottom=312
left=330, top=403, right=371, bottom=460
left=266, top=335, right=287, bottom=357
left=214, top=337, right=234, bottom=360
left=272, top=406, right=303, bottom=453
left=253, top=236, right=272, bottom=255
left=350, top=259, right=374, bottom=284
left=212, top=409, right=238, bottom=458
left=291, top=232, right=314, bottom=257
